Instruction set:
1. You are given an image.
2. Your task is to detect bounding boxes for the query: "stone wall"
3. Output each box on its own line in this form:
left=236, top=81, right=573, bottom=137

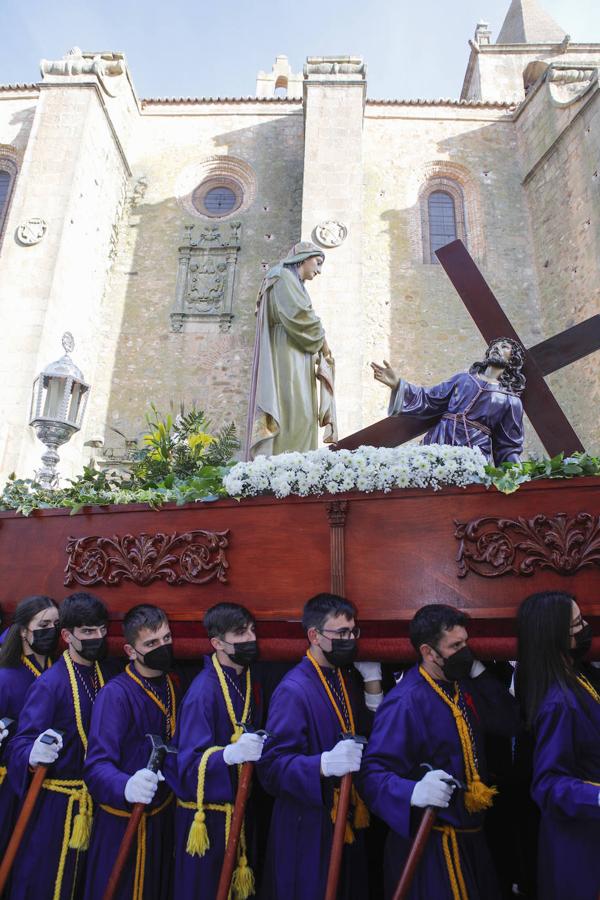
left=517, top=67, right=600, bottom=450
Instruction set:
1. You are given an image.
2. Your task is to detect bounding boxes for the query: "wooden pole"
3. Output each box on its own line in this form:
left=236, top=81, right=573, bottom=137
left=392, top=806, right=438, bottom=900
left=215, top=761, right=254, bottom=900
left=324, top=772, right=353, bottom=900
left=101, top=803, right=145, bottom=900
left=0, top=764, right=48, bottom=893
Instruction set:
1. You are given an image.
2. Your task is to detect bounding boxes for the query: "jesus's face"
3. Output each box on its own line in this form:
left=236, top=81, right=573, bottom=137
left=487, top=340, right=513, bottom=367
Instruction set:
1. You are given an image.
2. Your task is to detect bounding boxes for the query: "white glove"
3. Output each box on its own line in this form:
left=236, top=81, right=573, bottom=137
left=410, top=769, right=455, bottom=809
left=124, top=768, right=159, bottom=804
left=321, top=739, right=363, bottom=777
left=354, top=661, right=382, bottom=683
left=28, top=729, right=63, bottom=767
left=470, top=659, right=486, bottom=678
left=0, top=726, right=8, bottom=745
left=223, top=732, right=266, bottom=766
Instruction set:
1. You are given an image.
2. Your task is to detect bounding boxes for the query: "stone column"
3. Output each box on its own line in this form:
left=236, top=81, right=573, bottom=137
left=0, top=49, right=135, bottom=480
left=301, top=57, right=366, bottom=440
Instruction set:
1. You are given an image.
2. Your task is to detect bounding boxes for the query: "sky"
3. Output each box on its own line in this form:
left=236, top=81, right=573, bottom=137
left=2, top=0, right=599, bottom=101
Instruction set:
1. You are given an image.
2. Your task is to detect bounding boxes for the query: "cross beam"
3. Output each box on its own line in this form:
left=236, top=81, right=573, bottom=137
left=336, top=240, right=600, bottom=456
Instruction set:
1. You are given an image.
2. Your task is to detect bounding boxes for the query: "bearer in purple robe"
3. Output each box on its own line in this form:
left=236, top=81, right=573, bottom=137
left=371, top=338, right=525, bottom=463
left=165, top=602, right=266, bottom=900
left=258, top=592, right=384, bottom=900
left=0, top=595, right=59, bottom=858
left=359, top=604, right=519, bottom=900
left=83, top=604, right=179, bottom=900
left=8, top=592, right=110, bottom=900
left=517, top=591, right=600, bottom=900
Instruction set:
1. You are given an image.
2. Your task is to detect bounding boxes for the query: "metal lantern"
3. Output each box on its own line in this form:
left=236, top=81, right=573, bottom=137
left=29, top=332, right=90, bottom=487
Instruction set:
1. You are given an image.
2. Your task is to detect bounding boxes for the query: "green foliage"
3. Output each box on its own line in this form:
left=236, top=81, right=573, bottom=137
left=485, top=451, right=600, bottom=494
left=0, top=404, right=239, bottom=516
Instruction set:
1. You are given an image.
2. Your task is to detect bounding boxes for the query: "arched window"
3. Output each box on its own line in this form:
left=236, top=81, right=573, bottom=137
left=274, top=75, right=288, bottom=98
left=427, top=191, right=457, bottom=261
left=0, top=154, right=18, bottom=244
left=419, top=175, right=468, bottom=264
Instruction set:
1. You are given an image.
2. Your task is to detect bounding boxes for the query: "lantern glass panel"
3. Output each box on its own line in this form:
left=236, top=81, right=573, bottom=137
left=43, top=376, right=67, bottom=419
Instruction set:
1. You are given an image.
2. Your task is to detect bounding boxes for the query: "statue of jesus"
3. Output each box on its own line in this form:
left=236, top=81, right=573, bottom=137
left=370, top=338, right=525, bottom=464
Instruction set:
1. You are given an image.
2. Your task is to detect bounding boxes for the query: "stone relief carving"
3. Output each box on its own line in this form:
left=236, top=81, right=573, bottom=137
left=546, top=64, right=598, bottom=107
left=171, top=221, right=241, bottom=333
left=454, top=512, right=600, bottom=578
left=314, top=220, right=348, bottom=248
left=40, top=47, right=125, bottom=97
left=16, top=218, right=47, bottom=246
left=304, top=57, right=366, bottom=77
left=64, top=530, right=230, bottom=587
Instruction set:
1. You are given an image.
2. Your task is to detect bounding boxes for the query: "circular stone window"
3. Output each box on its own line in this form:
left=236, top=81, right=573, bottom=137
left=176, top=156, right=257, bottom=220
left=191, top=176, right=244, bottom=218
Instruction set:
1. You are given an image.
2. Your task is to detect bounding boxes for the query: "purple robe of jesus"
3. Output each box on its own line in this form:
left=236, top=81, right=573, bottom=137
left=257, top=656, right=369, bottom=900
left=82, top=666, right=179, bottom=900
left=8, top=655, right=108, bottom=900
left=0, top=658, right=45, bottom=858
left=358, top=665, right=519, bottom=899
left=164, top=655, right=262, bottom=900
left=531, top=681, right=600, bottom=900
left=389, top=372, right=523, bottom=464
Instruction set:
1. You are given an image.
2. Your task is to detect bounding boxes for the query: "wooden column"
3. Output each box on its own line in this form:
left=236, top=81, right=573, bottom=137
left=326, top=500, right=349, bottom=595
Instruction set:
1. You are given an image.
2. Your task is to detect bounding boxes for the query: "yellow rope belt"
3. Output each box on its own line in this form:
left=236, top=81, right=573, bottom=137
left=99, top=794, right=174, bottom=900
left=42, top=778, right=93, bottom=900
left=433, top=825, right=481, bottom=900
left=0, top=765, right=6, bottom=787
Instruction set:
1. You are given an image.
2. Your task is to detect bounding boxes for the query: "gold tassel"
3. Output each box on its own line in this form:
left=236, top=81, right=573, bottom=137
left=186, top=808, right=210, bottom=857
left=69, top=791, right=92, bottom=850
left=464, top=776, right=497, bottom=813
left=352, top=788, right=370, bottom=830
left=232, top=854, right=255, bottom=900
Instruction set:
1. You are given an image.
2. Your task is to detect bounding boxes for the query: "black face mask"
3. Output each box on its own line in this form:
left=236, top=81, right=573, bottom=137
left=76, top=635, right=108, bottom=662
left=570, top=623, right=593, bottom=662
left=139, top=643, right=174, bottom=673
left=436, top=645, right=474, bottom=681
left=322, top=639, right=357, bottom=668
left=225, top=640, right=259, bottom=667
left=28, top=625, right=59, bottom=656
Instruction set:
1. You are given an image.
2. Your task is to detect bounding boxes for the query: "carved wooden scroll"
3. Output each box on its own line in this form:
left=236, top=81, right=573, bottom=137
left=64, top=530, right=230, bottom=587
left=327, top=501, right=349, bottom=595
left=455, top=512, right=600, bottom=578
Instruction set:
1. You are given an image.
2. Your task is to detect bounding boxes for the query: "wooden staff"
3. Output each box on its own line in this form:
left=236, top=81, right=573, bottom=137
left=0, top=764, right=48, bottom=893
left=324, top=770, right=353, bottom=900
left=102, top=734, right=176, bottom=900
left=215, top=760, right=254, bottom=900
left=392, top=806, right=438, bottom=900
left=216, top=725, right=270, bottom=900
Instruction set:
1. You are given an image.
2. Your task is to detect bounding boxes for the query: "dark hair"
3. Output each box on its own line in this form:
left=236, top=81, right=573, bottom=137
left=409, top=604, right=469, bottom=657
left=516, top=591, right=577, bottom=729
left=469, top=338, right=526, bottom=396
left=59, top=592, right=108, bottom=631
left=123, top=604, right=168, bottom=646
left=0, top=595, right=58, bottom=669
left=203, top=603, right=255, bottom=639
left=301, top=593, right=356, bottom=633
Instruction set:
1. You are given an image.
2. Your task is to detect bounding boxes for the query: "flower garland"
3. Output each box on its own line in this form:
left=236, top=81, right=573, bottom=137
left=224, top=444, right=488, bottom=499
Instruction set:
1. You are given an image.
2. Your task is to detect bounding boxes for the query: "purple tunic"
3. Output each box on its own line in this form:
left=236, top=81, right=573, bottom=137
left=359, top=666, right=518, bottom=900
left=164, top=655, right=262, bottom=900
left=82, top=666, right=178, bottom=900
left=7, top=654, right=107, bottom=900
left=389, top=372, right=523, bottom=463
left=0, top=658, right=45, bottom=857
left=531, top=681, right=600, bottom=900
left=257, top=656, right=369, bottom=900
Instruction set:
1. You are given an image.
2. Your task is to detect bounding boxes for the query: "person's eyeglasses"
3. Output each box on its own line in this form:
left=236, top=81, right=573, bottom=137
left=318, top=626, right=360, bottom=641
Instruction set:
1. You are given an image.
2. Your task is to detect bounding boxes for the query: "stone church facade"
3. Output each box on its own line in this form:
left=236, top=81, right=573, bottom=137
left=0, top=0, right=598, bottom=480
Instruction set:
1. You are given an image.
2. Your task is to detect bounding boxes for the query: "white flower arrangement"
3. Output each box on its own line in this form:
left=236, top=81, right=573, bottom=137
left=223, top=444, right=488, bottom=499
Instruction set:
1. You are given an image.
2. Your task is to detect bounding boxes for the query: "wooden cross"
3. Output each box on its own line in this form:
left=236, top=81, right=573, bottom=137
left=336, top=240, right=600, bottom=457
